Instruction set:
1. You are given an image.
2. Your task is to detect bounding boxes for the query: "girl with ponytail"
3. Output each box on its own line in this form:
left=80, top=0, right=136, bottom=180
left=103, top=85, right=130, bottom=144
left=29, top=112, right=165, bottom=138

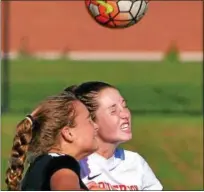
left=5, top=91, right=98, bottom=190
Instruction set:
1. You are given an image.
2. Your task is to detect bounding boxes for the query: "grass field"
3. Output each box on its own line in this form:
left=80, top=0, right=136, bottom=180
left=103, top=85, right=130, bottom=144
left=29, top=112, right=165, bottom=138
left=2, top=58, right=202, bottom=113
left=1, top=59, right=203, bottom=190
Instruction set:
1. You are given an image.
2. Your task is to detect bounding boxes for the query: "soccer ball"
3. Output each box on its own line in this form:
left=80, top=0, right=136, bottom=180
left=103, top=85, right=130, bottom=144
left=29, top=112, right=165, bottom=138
left=85, top=0, right=148, bottom=29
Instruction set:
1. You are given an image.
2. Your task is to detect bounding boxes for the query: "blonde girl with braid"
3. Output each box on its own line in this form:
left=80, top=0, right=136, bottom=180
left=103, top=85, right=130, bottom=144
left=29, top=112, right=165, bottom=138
left=5, top=91, right=99, bottom=191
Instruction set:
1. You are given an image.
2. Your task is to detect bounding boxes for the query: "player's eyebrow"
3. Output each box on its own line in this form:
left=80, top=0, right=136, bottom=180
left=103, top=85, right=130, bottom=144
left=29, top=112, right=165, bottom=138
left=108, top=104, right=116, bottom=109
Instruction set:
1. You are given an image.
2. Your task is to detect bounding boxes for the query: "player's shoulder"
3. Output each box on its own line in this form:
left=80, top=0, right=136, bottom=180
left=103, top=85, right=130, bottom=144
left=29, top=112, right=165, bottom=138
left=102, top=148, right=149, bottom=172
left=85, top=148, right=145, bottom=163
left=122, top=149, right=146, bottom=165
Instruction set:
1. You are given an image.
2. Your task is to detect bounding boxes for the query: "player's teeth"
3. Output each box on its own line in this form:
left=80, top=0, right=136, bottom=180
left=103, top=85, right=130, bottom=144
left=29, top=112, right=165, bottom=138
left=121, top=123, right=128, bottom=129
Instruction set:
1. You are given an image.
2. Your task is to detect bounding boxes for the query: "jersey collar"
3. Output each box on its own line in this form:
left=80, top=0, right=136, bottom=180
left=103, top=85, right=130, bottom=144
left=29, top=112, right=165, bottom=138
left=80, top=148, right=125, bottom=178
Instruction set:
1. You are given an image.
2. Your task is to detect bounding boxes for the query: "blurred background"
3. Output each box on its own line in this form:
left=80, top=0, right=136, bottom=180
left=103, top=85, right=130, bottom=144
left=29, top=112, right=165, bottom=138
left=1, top=1, right=203, bottom=190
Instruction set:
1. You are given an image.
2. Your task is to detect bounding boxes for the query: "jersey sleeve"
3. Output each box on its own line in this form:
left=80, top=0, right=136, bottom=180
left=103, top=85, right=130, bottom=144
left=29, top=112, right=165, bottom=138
left=46, top=155, right=80, bottom=179
left=141, top=157, right=163, bottom=190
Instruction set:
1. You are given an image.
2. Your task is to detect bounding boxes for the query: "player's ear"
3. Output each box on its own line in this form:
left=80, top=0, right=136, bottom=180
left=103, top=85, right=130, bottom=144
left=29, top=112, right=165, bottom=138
left=61, top=126, right=74, bottom=142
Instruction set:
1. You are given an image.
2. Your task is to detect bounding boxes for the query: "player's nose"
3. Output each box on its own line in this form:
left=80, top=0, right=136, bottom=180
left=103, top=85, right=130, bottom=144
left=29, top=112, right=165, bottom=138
left=120, top=109, right=129, bottom=119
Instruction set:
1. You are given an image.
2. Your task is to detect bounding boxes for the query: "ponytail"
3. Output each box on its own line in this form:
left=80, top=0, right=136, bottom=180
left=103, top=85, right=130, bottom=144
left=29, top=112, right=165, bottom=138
left=5, top=116, right=33, bottom=190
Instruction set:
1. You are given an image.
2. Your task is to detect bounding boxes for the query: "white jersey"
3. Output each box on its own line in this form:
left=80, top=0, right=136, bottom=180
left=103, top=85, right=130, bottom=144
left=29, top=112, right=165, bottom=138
left=79, top=148, right=163, bottom=190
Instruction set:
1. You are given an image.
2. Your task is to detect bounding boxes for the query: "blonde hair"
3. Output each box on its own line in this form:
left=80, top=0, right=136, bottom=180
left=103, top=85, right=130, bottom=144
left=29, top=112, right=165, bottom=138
left=5, top=92, right=78, bottom=190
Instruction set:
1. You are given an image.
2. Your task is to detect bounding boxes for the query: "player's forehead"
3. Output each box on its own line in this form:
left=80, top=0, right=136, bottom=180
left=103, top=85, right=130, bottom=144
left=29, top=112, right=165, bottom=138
left=97, top=88, right=125, bottom=108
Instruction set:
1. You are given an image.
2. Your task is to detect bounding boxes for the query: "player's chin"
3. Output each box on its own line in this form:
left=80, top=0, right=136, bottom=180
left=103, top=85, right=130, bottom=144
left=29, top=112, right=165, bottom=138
left=119, top=132, right=132, bottom=142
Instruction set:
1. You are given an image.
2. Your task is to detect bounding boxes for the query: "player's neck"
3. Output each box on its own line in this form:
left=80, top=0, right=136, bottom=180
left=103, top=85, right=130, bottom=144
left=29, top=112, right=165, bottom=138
left=49, top=144, right=87, bottom=161
left=96, top=141, right=118, bottom=159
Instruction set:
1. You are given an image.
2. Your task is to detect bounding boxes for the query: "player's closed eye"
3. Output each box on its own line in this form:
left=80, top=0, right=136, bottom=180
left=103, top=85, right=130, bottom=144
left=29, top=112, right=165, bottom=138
left=110, top=106, right=117, bottom=114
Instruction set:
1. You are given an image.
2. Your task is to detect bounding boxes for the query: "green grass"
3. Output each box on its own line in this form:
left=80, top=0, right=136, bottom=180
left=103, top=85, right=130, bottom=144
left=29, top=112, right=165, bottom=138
left=1, top=58, right=202, bottom=113
left=1, top=59, right=203, bottom=190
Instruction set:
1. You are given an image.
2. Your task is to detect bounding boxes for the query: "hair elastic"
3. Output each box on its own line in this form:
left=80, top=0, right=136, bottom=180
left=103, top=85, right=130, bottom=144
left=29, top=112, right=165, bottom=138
left=25, top=115, right=34, bottom=126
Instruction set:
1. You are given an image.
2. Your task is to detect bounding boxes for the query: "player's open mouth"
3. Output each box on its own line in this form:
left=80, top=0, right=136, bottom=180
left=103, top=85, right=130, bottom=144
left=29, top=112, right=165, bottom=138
left=120, top=122, right=130, bottom=131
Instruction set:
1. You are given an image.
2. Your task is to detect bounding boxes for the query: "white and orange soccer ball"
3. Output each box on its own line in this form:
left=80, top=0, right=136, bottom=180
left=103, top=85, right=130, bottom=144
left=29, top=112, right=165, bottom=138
left=85, top=0, right=148, bottom=29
